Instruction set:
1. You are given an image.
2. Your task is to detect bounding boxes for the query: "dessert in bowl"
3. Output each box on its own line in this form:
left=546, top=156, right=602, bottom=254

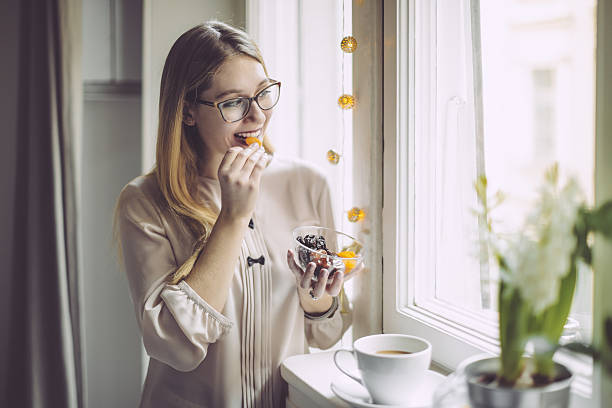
left=292, top=226, right=364, bottom=281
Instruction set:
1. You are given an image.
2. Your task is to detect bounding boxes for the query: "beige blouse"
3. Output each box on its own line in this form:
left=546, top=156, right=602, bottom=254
left=116, top=156, right=352, bottom=408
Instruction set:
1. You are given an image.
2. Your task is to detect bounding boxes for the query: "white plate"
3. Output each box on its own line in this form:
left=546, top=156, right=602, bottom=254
left=330, top=370, right=446, bottom=408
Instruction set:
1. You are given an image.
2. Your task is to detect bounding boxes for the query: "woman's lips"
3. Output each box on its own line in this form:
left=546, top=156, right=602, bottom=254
left=235, top=129, right=261, bottom=138
left=234, top=129, right=262, bottom=145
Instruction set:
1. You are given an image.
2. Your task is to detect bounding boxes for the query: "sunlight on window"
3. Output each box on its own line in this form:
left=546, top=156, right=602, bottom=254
left=428, top=0, right=596, bottom=342
left=457, top=0, right=595, bottom=341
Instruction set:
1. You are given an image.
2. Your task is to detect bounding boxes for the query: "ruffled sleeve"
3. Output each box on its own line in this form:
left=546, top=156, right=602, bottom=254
left=116, top=182, right=233, bottom=372
left=303, top=174, right=354, bottom=349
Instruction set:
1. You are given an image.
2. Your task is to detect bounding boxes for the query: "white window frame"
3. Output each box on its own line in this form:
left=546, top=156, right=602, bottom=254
left=381, top=0, right=592, bottom=404
left=383, top=0, right=497, bottom=372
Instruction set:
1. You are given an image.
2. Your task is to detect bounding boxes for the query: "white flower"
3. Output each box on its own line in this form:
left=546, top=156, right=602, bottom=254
left=501, top=173, right=584, bottom=313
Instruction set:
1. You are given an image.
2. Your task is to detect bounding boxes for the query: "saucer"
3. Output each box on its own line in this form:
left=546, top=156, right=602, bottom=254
left=330, top=370, right=446, bottom=408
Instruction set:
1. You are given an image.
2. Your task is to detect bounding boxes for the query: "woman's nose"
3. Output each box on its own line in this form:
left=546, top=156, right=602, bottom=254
left=245, top=100, right=267, bottom=123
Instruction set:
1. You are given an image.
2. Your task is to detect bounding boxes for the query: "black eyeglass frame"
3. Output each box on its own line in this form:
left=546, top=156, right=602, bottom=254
left=196, top=80, right=281, bottom=123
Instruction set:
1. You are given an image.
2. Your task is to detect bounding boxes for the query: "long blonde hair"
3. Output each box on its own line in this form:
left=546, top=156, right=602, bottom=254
left=154, top=21, right=273, bottom=284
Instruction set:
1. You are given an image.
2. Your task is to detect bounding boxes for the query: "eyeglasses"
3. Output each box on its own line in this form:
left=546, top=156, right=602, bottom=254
left=196, top=81, right=281, bottom=123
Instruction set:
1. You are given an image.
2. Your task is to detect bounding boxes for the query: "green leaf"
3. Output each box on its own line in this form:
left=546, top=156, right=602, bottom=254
left=533, top=262, right=578, bottom=378
left=527, top=312, right=543, bottom=336
left=588, top=201, right=612, bottom=239
left=499, top=281, right=529, bottom=384
left=606, top=318, right=612, bottom=350
left=543, top=263, right=577, bottom=340
left=574, top=209, right=592, bottom=264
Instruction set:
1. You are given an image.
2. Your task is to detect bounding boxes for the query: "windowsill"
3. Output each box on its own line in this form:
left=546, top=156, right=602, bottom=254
left=281, top=351, right=351, bottom=408
left=280, top=351, right=449, bottom=408
left=281, top=350, right=591, bottom=407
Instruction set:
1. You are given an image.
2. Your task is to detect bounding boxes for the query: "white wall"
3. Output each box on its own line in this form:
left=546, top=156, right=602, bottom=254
left=83, top=0, right=142, bottom=82
left=81, top=92, right=142, bottom=408
left=81, top=1, right=144, bottom=406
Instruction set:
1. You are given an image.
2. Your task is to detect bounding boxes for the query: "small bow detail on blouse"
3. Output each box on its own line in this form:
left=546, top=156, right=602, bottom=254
left=247, top=255, right=265, bottom=267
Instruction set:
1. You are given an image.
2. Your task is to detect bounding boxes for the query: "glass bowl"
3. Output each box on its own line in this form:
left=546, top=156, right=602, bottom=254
left=292, top=226, right=364, bottom=281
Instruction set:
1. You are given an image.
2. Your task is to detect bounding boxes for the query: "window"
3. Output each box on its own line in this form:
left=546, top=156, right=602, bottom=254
left=383, top=0, right=596, bottom=401
left=532, top=69, right=556, bottom=161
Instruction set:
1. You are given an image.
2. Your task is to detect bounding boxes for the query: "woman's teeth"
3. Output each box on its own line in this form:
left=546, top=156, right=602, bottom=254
left=235, top=130, right=261, bottom=140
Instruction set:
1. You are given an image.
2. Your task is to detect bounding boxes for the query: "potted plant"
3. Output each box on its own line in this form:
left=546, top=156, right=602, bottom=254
left=463, top=164, right=612, bottom=408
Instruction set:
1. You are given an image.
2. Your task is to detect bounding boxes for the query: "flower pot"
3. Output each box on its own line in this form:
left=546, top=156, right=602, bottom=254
left=464, top=357, right=573, bottom=408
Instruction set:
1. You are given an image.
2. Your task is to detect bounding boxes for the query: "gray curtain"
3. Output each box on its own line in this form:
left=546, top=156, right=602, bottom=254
left=3, top=0, right=83, bottom=407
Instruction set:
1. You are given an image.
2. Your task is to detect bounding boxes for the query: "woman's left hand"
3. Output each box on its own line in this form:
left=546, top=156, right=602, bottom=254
left=286, top=249, right=344, bottom=300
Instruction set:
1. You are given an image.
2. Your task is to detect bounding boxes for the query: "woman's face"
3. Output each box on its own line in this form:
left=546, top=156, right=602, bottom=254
left=186, top=55, right=273, bottom=170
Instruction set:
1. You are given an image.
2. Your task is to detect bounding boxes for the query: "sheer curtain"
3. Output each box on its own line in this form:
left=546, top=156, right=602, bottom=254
left=415, top=0, right=489, bottom=314
left=433, top=0, right=488, bottom=309
left=4, top=0, right=83, bottom=406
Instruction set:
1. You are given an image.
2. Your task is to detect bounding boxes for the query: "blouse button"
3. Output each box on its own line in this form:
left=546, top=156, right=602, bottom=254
left=247, top=255, right=265, bottom=267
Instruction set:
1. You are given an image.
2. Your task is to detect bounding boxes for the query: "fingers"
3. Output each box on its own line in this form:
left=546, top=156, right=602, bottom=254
left=300, top=262, right=317, bottom=289
left=325, top=270, right=344, bottom=297
left=287, top=250, right=304, bottom=280
left=310, top=268, right=329, bottom=299
left=249, top=152, right=272, bottom=180
left=218, top=146, right=243, bottom=176
left=219, top=143, right=259, bottom=178
left=216, top=144, right=271, bottom=220
left=219, top=144, right=270, bottom=192
left=241, top=146, right=267, bottom=176
left=288, top=250, right=346, bottom=300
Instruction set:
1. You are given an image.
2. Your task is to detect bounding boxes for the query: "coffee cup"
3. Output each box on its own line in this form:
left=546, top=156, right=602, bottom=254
left=333, top=334, right=432, bottom=405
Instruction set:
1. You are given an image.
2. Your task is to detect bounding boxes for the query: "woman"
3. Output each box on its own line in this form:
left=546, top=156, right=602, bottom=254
left=115, top=21, right=352, bottom=407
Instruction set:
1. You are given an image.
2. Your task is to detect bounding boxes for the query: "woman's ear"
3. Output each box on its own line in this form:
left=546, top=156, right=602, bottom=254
left=183, top=103, right=196, bottom=127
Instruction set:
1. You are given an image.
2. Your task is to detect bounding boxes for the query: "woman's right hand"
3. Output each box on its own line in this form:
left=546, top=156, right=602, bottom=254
left=217, top=143, right=270, bottom=221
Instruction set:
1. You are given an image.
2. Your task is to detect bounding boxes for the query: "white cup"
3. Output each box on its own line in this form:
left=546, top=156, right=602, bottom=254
left=334, top=334, right=432, bottom=405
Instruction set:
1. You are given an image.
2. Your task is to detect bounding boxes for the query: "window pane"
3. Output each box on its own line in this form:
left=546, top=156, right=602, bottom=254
left=479, top=0, right=596, bottom=340
left=421, top=1, right=596, bottom=344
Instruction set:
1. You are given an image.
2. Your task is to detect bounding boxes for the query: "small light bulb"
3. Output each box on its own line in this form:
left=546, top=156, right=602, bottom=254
left=327, top=149, right=341, bottom=164
left=340, top=36, right=358, bottom=53
left=347, top=207, right=365, bottom=223
left=338, top=94, right=355, bottom=110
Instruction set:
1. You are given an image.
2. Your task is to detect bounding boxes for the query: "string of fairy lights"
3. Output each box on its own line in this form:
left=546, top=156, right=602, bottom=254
left=328, top=1, right=364, bottom=224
